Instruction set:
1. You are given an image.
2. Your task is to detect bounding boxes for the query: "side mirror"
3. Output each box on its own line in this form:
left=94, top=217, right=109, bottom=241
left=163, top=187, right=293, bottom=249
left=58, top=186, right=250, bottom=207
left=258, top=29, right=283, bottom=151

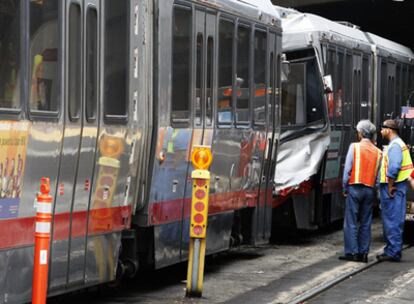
left=281, top=55, right=290, bottom=83
left=323, top=75, right=333, bottom=94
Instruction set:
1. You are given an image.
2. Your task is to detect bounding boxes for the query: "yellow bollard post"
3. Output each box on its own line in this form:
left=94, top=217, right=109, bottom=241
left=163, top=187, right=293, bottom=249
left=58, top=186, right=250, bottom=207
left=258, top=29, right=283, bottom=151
left=186, top=145, right=212, bottom=298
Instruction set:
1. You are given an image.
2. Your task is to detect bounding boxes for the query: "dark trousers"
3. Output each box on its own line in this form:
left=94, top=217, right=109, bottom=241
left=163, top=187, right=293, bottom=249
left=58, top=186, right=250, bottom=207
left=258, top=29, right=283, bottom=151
left=343, top=184, right=375, bottom=255
left=380, top=181, right=407, bottom=261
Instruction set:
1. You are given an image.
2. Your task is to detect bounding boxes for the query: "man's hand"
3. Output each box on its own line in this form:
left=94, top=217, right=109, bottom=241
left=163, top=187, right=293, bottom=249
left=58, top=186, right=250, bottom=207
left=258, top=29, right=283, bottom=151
left=342, top=190, right=348, bottom=198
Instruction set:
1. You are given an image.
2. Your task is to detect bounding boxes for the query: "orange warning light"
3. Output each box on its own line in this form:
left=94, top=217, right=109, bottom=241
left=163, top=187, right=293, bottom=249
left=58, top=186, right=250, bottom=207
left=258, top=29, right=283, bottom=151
left=99, top=135, right=124, bottom=158
left=191, top=146, right=212, bottom=170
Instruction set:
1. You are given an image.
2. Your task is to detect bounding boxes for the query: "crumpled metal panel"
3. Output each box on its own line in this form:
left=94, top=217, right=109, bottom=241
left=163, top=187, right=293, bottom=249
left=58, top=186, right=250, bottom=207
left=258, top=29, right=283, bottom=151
left=274, top=129, right=330, bottom=191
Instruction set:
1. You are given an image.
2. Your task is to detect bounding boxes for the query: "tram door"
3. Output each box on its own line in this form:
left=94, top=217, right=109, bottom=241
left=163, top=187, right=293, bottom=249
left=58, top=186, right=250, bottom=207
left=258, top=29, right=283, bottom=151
left=180, top=8, right=216, bottom=258
left=254, top=33, right=278, bottom=243
left=49, top=0, right=100, bottom=290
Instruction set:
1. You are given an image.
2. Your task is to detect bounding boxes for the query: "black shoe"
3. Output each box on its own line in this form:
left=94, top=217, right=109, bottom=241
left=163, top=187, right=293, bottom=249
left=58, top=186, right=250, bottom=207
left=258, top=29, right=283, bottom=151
left=376, top=253, right=399, bottom=262
left=338, top=253, right=359, bottom=262
left=357, top=253, right=368, bottom=263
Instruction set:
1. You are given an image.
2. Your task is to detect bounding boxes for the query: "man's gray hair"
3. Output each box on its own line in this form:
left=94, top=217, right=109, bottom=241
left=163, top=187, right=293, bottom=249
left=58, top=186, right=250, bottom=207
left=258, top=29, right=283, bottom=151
left=356, top=120, right=376, bottom=139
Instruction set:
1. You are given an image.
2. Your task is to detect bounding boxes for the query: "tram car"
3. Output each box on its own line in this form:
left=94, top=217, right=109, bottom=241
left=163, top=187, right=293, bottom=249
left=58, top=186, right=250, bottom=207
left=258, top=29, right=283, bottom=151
left=0, top=0, right=283, bottom=302
left=272, top=6, right=414, bottom=230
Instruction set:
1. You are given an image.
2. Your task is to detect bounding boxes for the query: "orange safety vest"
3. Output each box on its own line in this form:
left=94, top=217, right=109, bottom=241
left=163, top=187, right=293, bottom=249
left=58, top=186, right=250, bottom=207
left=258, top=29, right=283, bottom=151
left=349, top=140, right=382, bottom=187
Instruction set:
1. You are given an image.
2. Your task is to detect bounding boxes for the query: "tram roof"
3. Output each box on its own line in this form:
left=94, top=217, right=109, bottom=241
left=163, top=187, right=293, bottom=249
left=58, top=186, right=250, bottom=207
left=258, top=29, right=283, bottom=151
left=274, top=5, right=414, bottom=62
left=214, top=0, right=281, bottom=27
left=366, top=32, right=414, bottom=62
left=274, top=5, right=370, bottom=51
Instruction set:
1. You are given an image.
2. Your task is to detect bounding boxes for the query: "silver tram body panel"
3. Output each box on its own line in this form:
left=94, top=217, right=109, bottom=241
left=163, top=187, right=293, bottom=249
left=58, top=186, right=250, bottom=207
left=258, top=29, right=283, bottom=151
left=137, top=0, right=282, bottom=268
left=0, top=0, right=143, bottom=301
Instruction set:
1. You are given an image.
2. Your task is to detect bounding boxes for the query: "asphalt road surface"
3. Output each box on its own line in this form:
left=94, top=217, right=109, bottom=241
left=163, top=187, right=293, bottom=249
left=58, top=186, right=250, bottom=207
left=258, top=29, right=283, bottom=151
left=52, top=217, right=414, bottom=304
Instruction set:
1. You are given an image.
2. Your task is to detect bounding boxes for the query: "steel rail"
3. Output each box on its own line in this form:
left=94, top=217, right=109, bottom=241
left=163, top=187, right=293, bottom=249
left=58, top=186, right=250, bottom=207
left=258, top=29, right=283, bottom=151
left=284, top=245, right=412, bottom=304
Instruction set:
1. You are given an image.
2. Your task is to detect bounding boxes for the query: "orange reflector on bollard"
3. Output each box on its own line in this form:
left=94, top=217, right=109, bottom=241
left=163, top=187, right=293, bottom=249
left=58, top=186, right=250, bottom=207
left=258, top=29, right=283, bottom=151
left=194, top=214, right=204, bottom=223
left=194, top=202, right=205, bottom=212
left=193, top=225, right=203, bottom=235
left=195, top=189, right=206, bottom=199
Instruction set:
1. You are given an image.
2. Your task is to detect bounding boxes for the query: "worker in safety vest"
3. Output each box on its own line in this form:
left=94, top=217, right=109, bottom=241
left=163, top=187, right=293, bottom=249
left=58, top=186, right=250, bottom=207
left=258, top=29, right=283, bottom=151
left=339, top=120, right=382, bottom=263
left=377, top=119, right=413, bottom=262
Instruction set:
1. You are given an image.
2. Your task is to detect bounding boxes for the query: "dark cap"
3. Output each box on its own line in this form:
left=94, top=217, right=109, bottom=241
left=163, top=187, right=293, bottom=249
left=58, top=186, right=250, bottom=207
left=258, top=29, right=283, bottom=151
left=382, top=119, right=399, bottom=131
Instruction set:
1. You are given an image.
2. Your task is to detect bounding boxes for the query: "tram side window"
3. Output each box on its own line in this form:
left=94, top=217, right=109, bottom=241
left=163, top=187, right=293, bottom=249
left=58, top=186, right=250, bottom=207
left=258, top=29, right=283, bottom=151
left=380, top=61, right=390, bottom=119
left=218, top=19, right=234, bottom=125
left=0, top=0, right=20, bottom=110
left=387, top=64, right=395, bottom=118
left=86, top=8, right=98, bottom=121
left=361, top=56, right=369, bottom=120
left=253, top=30, right=267, bottom=125
left=68, top=4, right=81, bottom=121
left=235, top=24, right=250, bottom=125
left=171, top=6, right=191, bottom=125
left=343, top=53, right=352, bottom=124
left=281, top=63, right=305, bottom=126
left=335, top=52, right=345, bottom=123
left=326, top=49, right=336, bottom=123
left=402, top=66, right=408, bottom=103
left=395, top=64, right=401, bottom=112
left=29, top=0, right=60, bottom=112
left=306, top=58, right=324, bottom=123
left=104, top=0, right=128, bottom=121
left=195, top=33, right=203, bottom=126
left=206, top=37, right=214, bottom=125
left=409, top=66, right=414, bottom=93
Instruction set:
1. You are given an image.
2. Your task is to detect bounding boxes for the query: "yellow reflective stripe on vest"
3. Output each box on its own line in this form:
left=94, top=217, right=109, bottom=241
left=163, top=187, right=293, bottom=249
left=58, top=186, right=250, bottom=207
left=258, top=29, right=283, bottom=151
left=380, top=146, right=388, bottom=183
left=380, top=138, right=413, bottom=183
left=354, top=143, right=361, bottom=182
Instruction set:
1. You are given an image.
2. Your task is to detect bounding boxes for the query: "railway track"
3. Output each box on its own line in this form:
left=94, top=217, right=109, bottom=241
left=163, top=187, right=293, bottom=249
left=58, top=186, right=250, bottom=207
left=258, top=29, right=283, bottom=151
left=284, top=245, right=412, bottom=304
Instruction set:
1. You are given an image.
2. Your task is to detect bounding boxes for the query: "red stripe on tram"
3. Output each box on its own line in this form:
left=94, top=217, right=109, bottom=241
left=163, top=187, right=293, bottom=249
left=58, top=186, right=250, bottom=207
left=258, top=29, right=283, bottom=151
left=0, top=205, right=132, bottom=250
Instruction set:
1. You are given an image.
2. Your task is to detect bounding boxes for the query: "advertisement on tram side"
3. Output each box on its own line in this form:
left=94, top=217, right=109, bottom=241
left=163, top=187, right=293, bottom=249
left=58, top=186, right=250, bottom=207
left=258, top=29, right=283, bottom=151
left=0, top=121, right=29, bottom=219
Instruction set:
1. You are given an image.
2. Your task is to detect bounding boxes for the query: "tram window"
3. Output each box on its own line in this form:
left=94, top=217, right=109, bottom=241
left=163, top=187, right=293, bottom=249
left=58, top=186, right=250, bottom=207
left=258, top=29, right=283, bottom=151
left=335, top=51, right=345, bottom=123
left=206, top=36, right=213, bottom=126
left=409, top=66, right=414, bottom=92
left=218, top=19, right=234, bottom=125
left=326, top=49, right=336, bottom=122
left=402, top=66, right=408, bottom=102
left=343, top=54, right=352, bottom=124
left=361, top=56, right=369, bottom=119
left=86, top=8, right=98, bottom=122
left=396, top=64, right=401, bottom=112
left=380, top=61, right=390, bottom=119
left=387, top=74, right=395, bottom=117
left=281, top=63, right=305, bottom=126
left=253, top=30, right=267, bottom=125
left=306, top=58, right=324, bottom=123
left=68, top=4, right=81, bottom=121
left=0, top=0, right=20, bottom=110
left=104, top=0, right=128, bottom=121
left=29, top=0, right=60, bottom=113
left=171, top=6, right=191, bottom=125
left=235, top=25, right=250, bottom=125
left=195, top=33, right=203, bottom=126
left=268, top=52, right=275, bottom=128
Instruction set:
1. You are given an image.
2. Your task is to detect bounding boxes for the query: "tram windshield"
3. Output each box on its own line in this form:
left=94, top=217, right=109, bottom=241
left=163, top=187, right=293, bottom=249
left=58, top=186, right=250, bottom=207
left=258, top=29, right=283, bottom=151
left=281, top=49, right=325, bottom=128
left=0, top=0, right=20, bottom=109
